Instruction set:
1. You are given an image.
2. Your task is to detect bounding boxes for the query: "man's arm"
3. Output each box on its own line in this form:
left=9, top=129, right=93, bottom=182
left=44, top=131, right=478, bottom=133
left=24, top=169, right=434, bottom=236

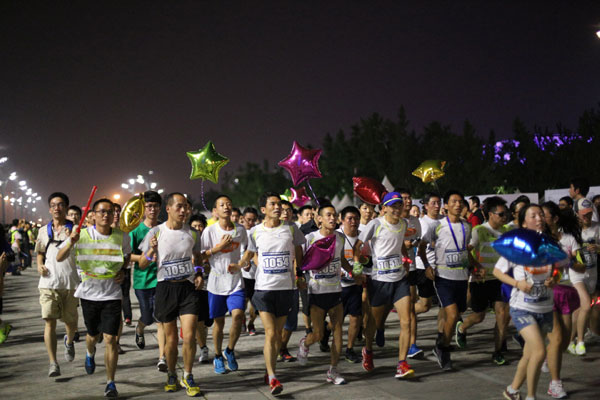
left=56, top=229, right=80, bottom=262
left=37, top=252, right=49, bottom=276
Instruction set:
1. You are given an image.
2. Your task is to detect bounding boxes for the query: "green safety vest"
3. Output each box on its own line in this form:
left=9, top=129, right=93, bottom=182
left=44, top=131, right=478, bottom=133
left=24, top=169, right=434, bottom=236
left=10, top=230, right=19, bottom=244
left=75, top=228, right=124, bottom=281
left=471, top=224, right=509, bottom=279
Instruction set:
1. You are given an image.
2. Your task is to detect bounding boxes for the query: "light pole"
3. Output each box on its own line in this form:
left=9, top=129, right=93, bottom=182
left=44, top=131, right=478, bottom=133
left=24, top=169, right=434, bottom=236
left=120, top=170, right=164, bottom=198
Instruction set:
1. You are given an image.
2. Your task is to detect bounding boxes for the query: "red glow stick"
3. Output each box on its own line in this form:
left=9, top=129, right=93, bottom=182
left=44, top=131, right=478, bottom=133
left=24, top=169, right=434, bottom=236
left=77, top=186, right=98, bottom=232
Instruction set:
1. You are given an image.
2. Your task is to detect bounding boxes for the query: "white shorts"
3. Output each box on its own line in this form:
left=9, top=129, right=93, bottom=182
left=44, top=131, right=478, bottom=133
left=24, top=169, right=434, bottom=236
left=570, top=268, right=597, bottom=294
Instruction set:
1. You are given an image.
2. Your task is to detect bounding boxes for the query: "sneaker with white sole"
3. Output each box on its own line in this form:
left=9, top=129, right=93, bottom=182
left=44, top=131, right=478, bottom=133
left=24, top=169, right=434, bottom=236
left=64, top=335, right=75, bottom=362
left=198, top=346, right=209, bottom=363
left=297, top=337, right=310, bottom=365
left=575, top=341, right=586, bottom=356
left=547, top=380, right=567, bottom=399
left=48, top=363, right=61, bottom=377
left=566, top=341, right=577, bottom=355
left=157, top=357, right=168, bottom=372
left=326, top=367, right=346, bottom=385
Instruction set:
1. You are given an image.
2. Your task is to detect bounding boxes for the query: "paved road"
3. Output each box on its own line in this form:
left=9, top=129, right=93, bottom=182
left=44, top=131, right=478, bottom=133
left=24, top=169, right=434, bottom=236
left=1, top=268, right=599, bottom=399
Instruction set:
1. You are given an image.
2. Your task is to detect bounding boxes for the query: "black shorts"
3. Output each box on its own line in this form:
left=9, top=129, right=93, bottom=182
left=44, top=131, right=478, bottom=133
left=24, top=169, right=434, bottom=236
left=434, top=276, right=468, bottom=313
left=243, top=278, right=255, bottom=300
left=299, top=288, right=310, bottom=316
left=309, top=292, right=342, bottom=312
left=470, top=280, right=505, bottom=313
left=154, top=280, right=201, bottom=323
left=197, top=290, right=213, bottom=327
left=407, top=269, right=436, bottom=298
left=252, top=290, right=295, bottom=317
left=80, top=299, right=121, bottom=337
left=368, top=278, right=410, bottom=307
left=341, top=285, right=362, bottom=316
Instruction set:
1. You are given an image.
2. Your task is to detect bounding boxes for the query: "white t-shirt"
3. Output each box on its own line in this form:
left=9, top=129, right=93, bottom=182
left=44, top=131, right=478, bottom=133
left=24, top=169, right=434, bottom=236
left=240, top=232, right=257, bottom=280
left=495, top=257, right=553, bottom=313
left=69, top=227, right=131, bottom=301
left=404, top=215, right=422, bottom=272
left=579, top=223, right=599, bottom=271
left=36, top=223, right=79, bottom=290
left=337, top=228, right=360, bottom=288
left=201, top=222, right=248, bottom=295
left=427, top=218, right=472, bottom=281
left=140, top=223, right=201, bottom=283
left=304, top=230, right=344, bottom=294
left=558, top=232, right=580, bottom=284
left=416, top=215, right=442, bottom=270
left=358, top=217, right=407, bottom=282
left=247, top=221, right=305, bottom=291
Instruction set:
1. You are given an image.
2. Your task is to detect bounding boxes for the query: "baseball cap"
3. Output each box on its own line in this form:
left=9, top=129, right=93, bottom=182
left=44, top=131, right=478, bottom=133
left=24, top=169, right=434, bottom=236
left=382, top=191, right=403, bottom=206
left=576, top=198, right=593, bottom=216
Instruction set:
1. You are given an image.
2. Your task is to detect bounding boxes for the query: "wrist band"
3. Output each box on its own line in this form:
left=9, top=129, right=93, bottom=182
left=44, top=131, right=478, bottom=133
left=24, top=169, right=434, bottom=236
left=195, top=266, right=205, bottom=275
left=145, top=253, right=153, bottom=261
left=402, top=257, right=413, bottom=264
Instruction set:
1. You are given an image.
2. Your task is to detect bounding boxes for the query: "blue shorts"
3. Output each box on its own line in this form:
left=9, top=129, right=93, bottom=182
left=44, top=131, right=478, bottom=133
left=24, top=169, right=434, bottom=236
left=283, top=290, right=300, bottom=331
left=510, top=307, right=553, bottom=334
left=134, top=288, right=156, bottom=326
left=208, top=290, right=246, bottom=319
left=433, top=276, right=468, bottom=312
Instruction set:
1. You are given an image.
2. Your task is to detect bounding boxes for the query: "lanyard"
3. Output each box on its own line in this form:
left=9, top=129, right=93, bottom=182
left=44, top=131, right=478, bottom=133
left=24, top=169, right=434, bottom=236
left=446, top=217, right=465, bottom=251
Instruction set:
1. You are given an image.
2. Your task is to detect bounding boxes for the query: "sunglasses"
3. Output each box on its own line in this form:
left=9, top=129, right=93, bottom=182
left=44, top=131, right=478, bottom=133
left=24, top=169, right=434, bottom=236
left=492, top=211, right=507, bottom=218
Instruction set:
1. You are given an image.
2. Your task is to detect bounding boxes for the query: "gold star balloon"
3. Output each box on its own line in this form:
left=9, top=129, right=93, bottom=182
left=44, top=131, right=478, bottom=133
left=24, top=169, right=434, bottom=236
left=187, top=141, right=229, bottom=183
left=119, top=195, right=145, bottom=233
left=412, top=160, right=446, bottom=183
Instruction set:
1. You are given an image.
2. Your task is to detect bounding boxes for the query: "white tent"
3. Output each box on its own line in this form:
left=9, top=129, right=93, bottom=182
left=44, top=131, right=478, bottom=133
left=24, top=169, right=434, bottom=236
left=337, top=194, right=354, bottom=209
left=381, top=175, right=394, bottom=192
left=331, top=195, right=341, bottom=209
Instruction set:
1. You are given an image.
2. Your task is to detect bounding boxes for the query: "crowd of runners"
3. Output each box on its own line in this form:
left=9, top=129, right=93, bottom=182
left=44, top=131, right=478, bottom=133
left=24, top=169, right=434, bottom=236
left=1, top=176, right=599, bottom=400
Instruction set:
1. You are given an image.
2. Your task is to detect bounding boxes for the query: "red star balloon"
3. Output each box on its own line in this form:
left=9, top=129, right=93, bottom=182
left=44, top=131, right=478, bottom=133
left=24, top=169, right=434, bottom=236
left=290, top=187, right=311, bottom=207
left=186, top=141, right=229, bottom=183
left=278, top=141, right=322, bottom=186
left=353, top=177, right=388, bottom=205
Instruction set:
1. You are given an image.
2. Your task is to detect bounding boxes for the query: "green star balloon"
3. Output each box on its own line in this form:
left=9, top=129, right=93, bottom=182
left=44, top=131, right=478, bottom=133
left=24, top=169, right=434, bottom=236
left=186, top=141, right=229, bottom=183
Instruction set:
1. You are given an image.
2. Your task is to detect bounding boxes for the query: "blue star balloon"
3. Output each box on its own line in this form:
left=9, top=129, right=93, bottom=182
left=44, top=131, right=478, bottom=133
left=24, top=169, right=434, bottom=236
left=492, top=228, right=567, bottom=267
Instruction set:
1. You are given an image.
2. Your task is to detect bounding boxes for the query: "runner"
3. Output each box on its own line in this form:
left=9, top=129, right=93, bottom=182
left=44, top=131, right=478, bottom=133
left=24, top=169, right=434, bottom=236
left=138, top=192, right=203, bottom=397
left=455, top=196, right=510, bottom=365
left=129, top=191, right=166, bottom=370
left=428, top=190, right=473, bottom=371
left=201, top=194, right=248, bottom=374
left=353, top=191, right=415, bottom=379
left=242, top=192, right=305, bottom=395
left=337, top=205, right=364, bottom=363
left=297, top=203, right=356, bottom=384
left=35, top=192, right=79, bottom=377
left=494, top=204, right=557, bottom=400
left=56, top=198, right=131, bottom=398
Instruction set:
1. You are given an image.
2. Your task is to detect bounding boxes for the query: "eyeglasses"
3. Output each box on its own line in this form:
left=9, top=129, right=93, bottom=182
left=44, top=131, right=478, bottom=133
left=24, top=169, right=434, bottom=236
left=492, top=212, right=507, bottom=218
left=94, top=209, right=114, bottom=215
left=49, top=202, right=66, bottom=209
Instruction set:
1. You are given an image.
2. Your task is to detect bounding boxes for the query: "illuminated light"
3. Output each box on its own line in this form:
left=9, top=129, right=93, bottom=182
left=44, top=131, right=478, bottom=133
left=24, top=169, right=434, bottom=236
left=157, top=189, right=164, bottom=194
left=36, top=196, right=41, bottom=200
left=18, top=180, right=26, bottom=186
left=597, top=30, right=600, bottom=39
left=128, top=179, right=135, bottom=185
left=9, top=172, right=17, bottom=180
left=113, top=194, right=121, bottom=200
left=121, top=183, right=129, bottom=189
left=3, top=196, right=8, bottom=201
left=32, top=207, right=36, bottom=212
left=0, top=156, right=7, bottom=163
left=150, top=182, right=157, bottom=189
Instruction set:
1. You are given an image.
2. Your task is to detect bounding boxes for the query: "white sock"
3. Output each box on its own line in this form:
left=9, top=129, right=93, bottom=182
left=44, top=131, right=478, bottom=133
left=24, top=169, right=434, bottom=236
left=86, top=350, right=95, bottom=357
left=577, top=341, right=584, bottom=346
left=107, top=380, right=114, bottom=385
left=269, top=374, right=276, bottom=382
left=507, top=385, right=518, bottom=394
left=525, top=397, right=535, bottom=400
left=184, top=371, right=191, bottom=379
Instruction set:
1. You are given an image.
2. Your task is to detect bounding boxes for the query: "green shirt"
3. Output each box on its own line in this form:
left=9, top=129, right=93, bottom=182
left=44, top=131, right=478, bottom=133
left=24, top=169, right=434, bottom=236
left=131, top=222, right=158, bottom=290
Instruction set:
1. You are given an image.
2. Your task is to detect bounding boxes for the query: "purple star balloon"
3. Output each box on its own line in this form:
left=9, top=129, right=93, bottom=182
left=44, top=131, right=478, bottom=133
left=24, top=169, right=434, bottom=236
left=301, top=234, right=336, bottom=271
left=278, top=141, right=322, bottom=186
left=290, top=187, right=311, bottom=207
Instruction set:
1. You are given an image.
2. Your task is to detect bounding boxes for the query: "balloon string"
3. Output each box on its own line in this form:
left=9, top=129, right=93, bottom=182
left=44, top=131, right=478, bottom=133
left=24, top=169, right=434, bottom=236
left=306, top=181, right=320, bottom=206
left=432, top=180, right=441, bottom=195
left=200, top=180, right=209, bottom=212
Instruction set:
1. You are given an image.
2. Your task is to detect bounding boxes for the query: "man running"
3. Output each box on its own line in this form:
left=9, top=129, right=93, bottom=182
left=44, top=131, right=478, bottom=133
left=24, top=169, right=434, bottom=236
left=138, top=193, right=203, bottom=397
left=57, top=198, right=131, bottom=398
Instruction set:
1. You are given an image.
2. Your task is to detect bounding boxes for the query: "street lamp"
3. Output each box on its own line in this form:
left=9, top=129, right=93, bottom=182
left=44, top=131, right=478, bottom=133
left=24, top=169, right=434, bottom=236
left=113, top=194, right=121, bottom=201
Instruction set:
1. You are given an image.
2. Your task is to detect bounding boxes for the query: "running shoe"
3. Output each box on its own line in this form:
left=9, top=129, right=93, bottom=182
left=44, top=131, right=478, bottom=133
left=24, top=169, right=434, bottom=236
left=345, top=347, right=361, bottom=363
left=0, top=323, right=12, bottom=345
left=492, top=351, right=506, bottom=366
left=135, top=330, right=145, bottom=350
left=64, top=334, right=75, bottom=362
left=269, top=378, right=283, bottom=395
left=214, top=355, right=226, bottom=374
left=441, top=349, right=453, bottom=371
left=375, top=328, right=385, bottom=347
left=512, top=333, right=524, bottom=349
left=157, top=357, right=168, bottom=373
left=547, top=380, right=567, bottom=399
left=297, top=337, right=310, bottom=365
left=320, top=326, right=331, bottom=352
left=541, top=359, right=549, bottom=373
left=326, top=367, right=347, bottom=385
left=248, top=323, right=256, bottom=336
left=104, top=382, right=118, bottom=398
left=48, top=363, right=61, bottom=377
left=164, top=373, right=178, bottom=392
left=567, top=342, right=577, bottom=355
left=407, top=343, right=423, bottom=359
left=279, top=348, right=296, bottom=362
left=180, top=374, right=202, bottom=397
left=124, top=318, right=132, bottom=327
left=455, top=321, right=467, bottom=349
left=85, top=351, right=96, bottom=374
left=198, top=346, right=209, bottom=363
left=503, top=386, right=521, bottom=400
left=394, top=360, right=414, bottom=379
left=224, top=348, right=238, bottom=371
left=361, top=347, right=374, bottom=372
left=575, top=342, right=586, bottom=356
left=432, top=345, right=444, bottom=369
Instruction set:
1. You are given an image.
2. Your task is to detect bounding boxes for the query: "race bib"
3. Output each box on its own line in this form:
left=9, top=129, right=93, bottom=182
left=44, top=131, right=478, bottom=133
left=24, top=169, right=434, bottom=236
left=162, top=257, right=193, bottom=281
left=376, top=254, right=401, bottom=275
left=524, top=280, right=549, bottom=303
left=581, top=247, right=597, bottom=269
left=262, top=251, right=291, bottom=274
left=444, top=249, right=468, bottom=269
left=314, top=259, right=340, bottom=279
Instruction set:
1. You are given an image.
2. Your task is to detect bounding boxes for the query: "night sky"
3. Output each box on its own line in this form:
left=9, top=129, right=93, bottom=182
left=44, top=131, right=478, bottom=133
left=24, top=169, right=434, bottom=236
left=1, top=1, right=599, bottom=220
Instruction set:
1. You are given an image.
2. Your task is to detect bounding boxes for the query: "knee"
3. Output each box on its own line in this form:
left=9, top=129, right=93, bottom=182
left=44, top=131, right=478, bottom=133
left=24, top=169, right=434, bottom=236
left=312, top=326, right=323, bottom=342
left=104, top=334, right=117, bottom=346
